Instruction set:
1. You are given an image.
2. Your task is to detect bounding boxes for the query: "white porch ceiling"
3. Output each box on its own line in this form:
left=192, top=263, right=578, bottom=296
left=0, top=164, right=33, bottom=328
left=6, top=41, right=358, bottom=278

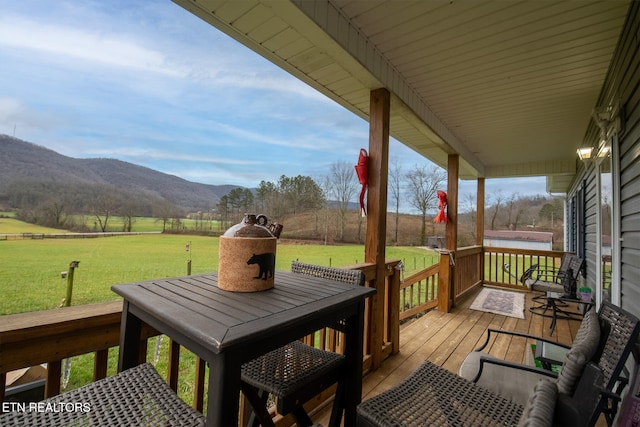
left=172, top=0, right=630, bottom=193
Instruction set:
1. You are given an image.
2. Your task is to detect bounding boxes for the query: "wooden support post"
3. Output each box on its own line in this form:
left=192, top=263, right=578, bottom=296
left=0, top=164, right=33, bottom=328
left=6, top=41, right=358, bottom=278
left=438, top=154, right=459, bottom=312
left=446, top=154, right=459, bottom=251
left=476, top=178, right=485, bottom=284
left=365, top=87, right=390, bottom=370
left=476, top=178, right=485, bottom=246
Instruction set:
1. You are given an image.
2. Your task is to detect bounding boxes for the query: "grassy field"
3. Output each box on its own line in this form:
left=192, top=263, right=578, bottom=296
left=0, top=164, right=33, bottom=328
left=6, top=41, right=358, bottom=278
left=0, top=216, right=68, bottom=234
left=0, top=218, right=436, bottom=315
left=0, top=213, right=221, bottom=234
left=0, top=235, right=435, bottom=315
left=0, top=217, right=436, bottom=403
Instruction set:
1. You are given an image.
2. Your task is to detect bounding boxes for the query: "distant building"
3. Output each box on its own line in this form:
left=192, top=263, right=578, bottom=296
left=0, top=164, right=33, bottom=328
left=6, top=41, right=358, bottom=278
left=427, top=236, right=446, bottom=248
left=483, top=230, right=553, bottom=251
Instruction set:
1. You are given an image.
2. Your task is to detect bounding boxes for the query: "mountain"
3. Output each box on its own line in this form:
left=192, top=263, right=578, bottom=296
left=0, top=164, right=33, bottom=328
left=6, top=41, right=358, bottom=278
left=0, top=135, right=239, bottom=211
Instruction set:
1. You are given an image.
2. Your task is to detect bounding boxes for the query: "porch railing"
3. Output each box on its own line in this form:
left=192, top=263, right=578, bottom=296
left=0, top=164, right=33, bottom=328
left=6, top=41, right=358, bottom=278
left=0, top=249, right=566, bottom=421
left=483, top=247, right=564, bottom=288
left=396, top=246, right=568, bottom=316
left=0, top=260, right=402, bottom=425
left=399, top=264, right=439, bottom=321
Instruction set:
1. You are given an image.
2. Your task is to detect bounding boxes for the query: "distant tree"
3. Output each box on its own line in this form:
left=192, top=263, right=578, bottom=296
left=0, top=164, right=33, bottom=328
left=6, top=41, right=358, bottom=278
left=463, top=193, right=477, bottom=242
left=389, top=158, right=403, bottom=243
left=327, top=161, right=358, bottom=241
left=278, top=175, right=323, bottom=216
left=226, top=187, right=254, bottom=222
left=154, top=199, right=179, bottom=232
left=505, top=193, right=519, bottom=229
left=489, top=190, right=504, bottom=230
left=217, top=195, right=230, bottom=228
left=40, top=200, right=66, bottom=228
left=88, top=188, right=121, bottom=232
left=256, top=180, right=279, bottom=214
left=120, top=202, right=138, bottom=232
left=405, top=164, right=446, bottom=245
left=316, top=174, right=332, bottom=244
left=538, top=198, right=563, bottom=226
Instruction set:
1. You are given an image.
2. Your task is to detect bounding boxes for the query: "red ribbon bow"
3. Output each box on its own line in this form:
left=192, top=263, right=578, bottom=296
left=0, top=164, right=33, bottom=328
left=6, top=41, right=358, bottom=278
left=434, top=190, right=448, bottom=223
left=355, top=149, right=369, bottom=216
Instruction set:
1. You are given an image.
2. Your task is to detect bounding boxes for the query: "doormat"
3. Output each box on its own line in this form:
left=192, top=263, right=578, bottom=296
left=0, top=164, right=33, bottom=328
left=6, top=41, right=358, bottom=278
left=470, top=288, right=525, bottom=319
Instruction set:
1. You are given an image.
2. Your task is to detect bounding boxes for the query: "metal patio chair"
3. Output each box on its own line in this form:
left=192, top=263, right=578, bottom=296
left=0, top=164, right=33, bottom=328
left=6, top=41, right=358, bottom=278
left=458, top=301, right=640, bottom=426
left=525, top=253, right=584, bottom=297
left=0, top=363, right=205, bottom=426
left=240, top=261, right=365, bottom=427
left=357, top=301, right=639, bottom=426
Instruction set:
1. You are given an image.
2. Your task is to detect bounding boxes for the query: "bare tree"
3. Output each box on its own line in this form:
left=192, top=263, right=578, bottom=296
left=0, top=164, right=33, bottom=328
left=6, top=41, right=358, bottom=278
left=153, top=200, right=178, bottom=232
left=489, top=190, right=504, bottom=230
left=42, top=201, right=67, bottom=228
left=463, top=193, right=477, bottom=242
left=505, top=193, right=520, bottom=229
left=328, top=160, right=358, bottom=241
left=89, top=189, right=120, bottom=232
left=389, top=157, right=403, bottom=243
left=316, top=174, right=332, bottom=245
left=405, top=164, right=446, bottom=245
left=120, top=203, right=137, bottom=232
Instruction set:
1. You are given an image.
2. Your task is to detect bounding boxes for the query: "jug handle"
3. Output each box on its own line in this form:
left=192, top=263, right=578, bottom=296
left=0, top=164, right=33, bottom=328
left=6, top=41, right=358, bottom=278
left=256, top=215, right=268, bottom=226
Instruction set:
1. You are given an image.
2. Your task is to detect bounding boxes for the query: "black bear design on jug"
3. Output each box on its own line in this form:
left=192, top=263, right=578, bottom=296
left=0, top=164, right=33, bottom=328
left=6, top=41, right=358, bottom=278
left=247, top=253, right=275, bottom=280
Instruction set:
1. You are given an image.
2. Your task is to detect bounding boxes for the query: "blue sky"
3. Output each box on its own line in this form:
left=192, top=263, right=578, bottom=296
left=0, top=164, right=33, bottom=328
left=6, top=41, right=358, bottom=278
left=0, top=0, right=547, bottom=211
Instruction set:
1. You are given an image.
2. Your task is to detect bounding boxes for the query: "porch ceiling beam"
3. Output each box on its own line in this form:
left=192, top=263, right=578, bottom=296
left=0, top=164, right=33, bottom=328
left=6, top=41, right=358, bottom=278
left=485, top=160, right=576, bottom=178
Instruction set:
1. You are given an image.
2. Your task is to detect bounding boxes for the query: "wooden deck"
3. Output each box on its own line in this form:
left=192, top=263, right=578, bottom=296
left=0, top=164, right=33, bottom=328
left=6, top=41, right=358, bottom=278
left=315, top=286, right=584, bottom=425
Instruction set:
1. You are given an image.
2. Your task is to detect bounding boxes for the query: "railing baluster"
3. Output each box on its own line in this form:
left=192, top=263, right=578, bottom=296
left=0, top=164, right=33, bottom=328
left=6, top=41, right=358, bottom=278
left=45, top=360, right=62, bottom=398
left=168, top=339, right=180, bottom=392
left=193, top=356, right=206, bottom=412
left=94, top=349, right=109, bottom=381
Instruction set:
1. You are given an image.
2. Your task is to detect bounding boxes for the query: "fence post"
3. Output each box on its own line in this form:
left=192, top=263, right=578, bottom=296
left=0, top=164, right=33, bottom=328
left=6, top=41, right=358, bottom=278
left=438, top=251, right=452, bottom=313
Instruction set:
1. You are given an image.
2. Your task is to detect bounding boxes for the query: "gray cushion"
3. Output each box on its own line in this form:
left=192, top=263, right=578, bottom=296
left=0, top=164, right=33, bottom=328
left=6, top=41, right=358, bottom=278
left=517, top=379, right=557, bottom=427
left=528, top=279, right=563, bottom=293
left=457, top=350, right=499, bottom=380
left=556, top=308, right=600, bottom=395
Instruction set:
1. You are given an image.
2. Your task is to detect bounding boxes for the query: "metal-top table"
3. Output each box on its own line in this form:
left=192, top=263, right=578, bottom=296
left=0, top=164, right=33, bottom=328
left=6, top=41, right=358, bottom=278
left=529, top=291, right=594, bottom=335
left=112, top=271, right=375, bottom=427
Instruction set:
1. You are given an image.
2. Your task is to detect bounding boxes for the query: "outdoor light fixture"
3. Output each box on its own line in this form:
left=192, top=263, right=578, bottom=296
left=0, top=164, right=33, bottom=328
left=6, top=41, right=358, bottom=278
left=597, top=144, right=611, bottom=159
left=577, top=146, right=594, bottom=161
left=578, top=101, right=624, bottom=163
left=592, top=102, right=624, bottom=140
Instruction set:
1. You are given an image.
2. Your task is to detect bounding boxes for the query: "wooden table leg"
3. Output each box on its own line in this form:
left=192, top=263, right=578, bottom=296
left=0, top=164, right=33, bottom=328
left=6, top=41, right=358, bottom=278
left=336, top=302, right=365, bottom=427
left=207, top=354, right=242, bottom=427
left=118, top=300, right=143, bottom=371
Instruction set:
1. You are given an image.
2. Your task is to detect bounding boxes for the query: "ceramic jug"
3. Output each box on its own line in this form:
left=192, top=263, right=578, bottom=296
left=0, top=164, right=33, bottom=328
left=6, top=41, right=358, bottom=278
left=218, top=213, right=282, bottom=292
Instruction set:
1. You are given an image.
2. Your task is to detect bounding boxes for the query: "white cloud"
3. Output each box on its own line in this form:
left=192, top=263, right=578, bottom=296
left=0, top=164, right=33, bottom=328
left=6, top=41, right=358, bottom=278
left=0, top=98, right=25, bottom=125
left=0, top=15, right=188, bottom=77
left=207, top=121, right=330, bottom=151
left=0, top=97, right=66, bottom=134
left=88, top=147, right=261, bottom=166
left=211, top=73, right=330, bottom=103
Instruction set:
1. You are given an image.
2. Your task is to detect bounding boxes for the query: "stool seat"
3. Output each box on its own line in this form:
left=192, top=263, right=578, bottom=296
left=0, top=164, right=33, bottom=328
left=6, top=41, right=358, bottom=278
left=0, top=363, right=205, bottom=427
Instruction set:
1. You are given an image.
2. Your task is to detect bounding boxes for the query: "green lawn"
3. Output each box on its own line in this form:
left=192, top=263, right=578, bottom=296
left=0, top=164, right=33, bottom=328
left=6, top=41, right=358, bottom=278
left=0, top=218, right=437, bottom=403
left=0, top=217, right=68, bottom=234
left=0, top=219, right=436, bottom=315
